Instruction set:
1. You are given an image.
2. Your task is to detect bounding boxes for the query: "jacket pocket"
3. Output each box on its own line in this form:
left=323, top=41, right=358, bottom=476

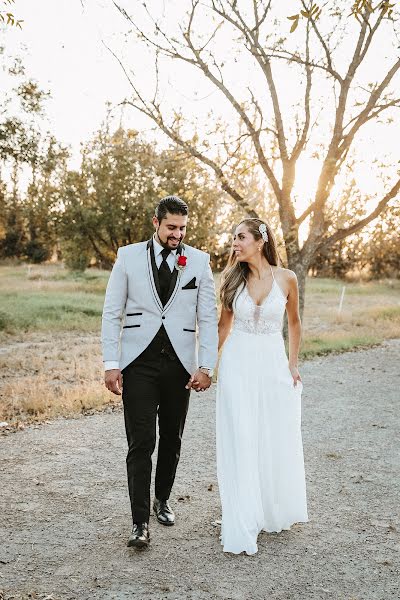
left=183, top=328, right=196, bottom=332
left=123, top=324, right=141, bottom=329
left=182, top=277, right=198, bottom=290
left=126, top=312, right=143, bottom=316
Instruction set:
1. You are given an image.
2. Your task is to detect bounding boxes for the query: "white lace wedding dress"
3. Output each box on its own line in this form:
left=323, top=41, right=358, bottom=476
left=216, top=268, right=308, bottom=555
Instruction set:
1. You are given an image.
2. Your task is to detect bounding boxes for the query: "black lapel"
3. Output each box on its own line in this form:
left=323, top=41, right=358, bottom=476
left=165, top=245, right=182, bottom=304
left=165, top=244, right=184, bottom=304
left=147, top=239, right=162, bottom=300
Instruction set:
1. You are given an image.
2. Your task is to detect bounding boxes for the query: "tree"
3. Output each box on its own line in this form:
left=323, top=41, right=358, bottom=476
left=23, top=135, right=69, bottom=262
left=0, top=48, right=66, bottom=262
left=0, top=0, right=23, bottom=29
left=365, top=204, right=400, bottom=278
left=57, top=126, right=160, bottom=268
left=110, top=0, right=400, bottom=315
left=57, top=123, right=230, bottom=269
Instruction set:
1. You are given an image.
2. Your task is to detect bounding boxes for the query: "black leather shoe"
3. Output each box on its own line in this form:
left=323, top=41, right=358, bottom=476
left=127, top=522, right=150, bottom=548
left=153, top=498, right=175, bottom=526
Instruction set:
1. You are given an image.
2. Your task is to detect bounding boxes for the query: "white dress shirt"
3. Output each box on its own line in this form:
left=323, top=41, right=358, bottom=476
left=152, top=235, right=177, bottom=271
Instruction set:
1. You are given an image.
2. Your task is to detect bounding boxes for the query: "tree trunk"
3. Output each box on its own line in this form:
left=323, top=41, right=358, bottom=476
left=287, top=256, right=308, bottom=323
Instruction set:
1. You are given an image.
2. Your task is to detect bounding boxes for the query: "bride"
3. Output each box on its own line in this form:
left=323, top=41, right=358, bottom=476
left=216, top=218, right=308, bottom=555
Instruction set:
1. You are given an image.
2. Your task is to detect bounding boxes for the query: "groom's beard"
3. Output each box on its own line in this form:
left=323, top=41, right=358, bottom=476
left=155, top=230, right=183, bottom=250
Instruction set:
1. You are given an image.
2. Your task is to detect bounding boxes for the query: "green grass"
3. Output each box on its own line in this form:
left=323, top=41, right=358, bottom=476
left=0, top=291, right=103, bottom=333
left=300, top=334, right=382, bottom=359
left=305, top=276, right=400, bottom=296
left=0, top=265, right=108, bottom=332
left=0, top=264, right=109, bottom=293
left=300, top=276, right=400, bottom=358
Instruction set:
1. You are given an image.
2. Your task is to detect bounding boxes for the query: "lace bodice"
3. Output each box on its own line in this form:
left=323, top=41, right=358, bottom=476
left=232, top=277, right=287, bottom=336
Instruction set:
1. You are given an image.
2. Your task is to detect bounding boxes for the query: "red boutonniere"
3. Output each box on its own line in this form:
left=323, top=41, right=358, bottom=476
left=176, top=254, right=187, bottom=271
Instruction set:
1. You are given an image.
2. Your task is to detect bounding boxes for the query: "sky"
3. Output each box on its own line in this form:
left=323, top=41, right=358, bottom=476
left=2, top=1, right=137, bottom=159
left=2, top=0, right=399, bottom=221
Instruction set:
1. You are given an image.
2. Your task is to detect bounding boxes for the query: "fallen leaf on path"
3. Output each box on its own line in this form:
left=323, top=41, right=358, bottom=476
left=177, top=495, right=191, bottom=502
left=326, top=452, right=342, bottom=459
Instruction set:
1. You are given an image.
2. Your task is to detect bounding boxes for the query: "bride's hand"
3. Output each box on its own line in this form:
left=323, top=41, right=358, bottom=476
left=289, top=364, right=302, bottom=387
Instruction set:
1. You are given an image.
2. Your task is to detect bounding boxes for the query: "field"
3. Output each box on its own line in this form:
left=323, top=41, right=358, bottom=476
left=0, top=263, right=399, bottom=426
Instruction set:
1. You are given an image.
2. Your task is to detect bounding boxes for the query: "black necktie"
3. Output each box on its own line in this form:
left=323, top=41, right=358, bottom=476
left=158, top=248, right=172, bottom=305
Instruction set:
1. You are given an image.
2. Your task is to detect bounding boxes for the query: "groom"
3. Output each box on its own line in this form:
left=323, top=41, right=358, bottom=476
left=101, top=195, right=218, bottom=548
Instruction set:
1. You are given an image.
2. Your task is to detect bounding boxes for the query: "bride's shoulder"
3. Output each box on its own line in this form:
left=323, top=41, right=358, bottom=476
left=273, top=266, right=297, bottom=282
left=273, top=267, right=298, bottom=297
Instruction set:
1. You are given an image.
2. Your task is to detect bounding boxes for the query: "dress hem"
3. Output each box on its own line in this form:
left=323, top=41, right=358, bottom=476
left=221, top=518, right=309, bottom=556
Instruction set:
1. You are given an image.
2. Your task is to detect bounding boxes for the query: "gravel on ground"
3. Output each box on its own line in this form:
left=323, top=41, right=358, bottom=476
left=0, top=341, right=399, bottom=600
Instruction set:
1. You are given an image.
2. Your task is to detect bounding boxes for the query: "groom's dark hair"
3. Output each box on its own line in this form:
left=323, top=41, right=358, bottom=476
left=155, top=195, right=188, bottom=222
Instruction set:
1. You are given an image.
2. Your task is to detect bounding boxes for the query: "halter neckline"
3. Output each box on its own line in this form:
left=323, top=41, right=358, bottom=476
left=246, top=264, right=275, bottom=307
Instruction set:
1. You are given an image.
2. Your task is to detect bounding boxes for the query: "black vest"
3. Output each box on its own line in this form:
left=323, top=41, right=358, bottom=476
left=146, top=240, right=180, bottom=360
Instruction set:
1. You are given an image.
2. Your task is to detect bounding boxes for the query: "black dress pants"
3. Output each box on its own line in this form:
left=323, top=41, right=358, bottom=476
left=122, top=344, right=190, bottom=524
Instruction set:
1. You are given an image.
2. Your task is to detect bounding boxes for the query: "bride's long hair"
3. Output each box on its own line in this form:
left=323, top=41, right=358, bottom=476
left=220, top=218, right=280, bottom=310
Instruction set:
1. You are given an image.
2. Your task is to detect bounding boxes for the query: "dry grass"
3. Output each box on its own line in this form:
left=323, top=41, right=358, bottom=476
left=301, top=279, right=400, bottom=357
left=2, top=375, right=115, bottom=422
left=0, top=333, right=119, bottom=427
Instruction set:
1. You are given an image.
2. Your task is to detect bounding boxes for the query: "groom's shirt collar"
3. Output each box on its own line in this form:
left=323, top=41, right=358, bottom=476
left=152, top=235, right=177, bottom=270
left=152, top=235, right=178, bottom=258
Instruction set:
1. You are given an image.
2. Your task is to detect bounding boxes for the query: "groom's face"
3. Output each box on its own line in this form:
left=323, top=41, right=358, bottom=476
left=153, top=212, right=188, bottom=250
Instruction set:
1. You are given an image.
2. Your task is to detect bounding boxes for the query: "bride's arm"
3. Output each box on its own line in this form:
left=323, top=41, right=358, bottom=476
left=285, top=272, right=302, bottom=384
left=218, top=308, right=234, bottom=351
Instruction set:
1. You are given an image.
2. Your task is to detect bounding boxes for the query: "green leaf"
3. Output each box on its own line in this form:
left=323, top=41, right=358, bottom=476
left=290, top=19, right=299, bottom=32
left=287, top=14, right=299, bottom=20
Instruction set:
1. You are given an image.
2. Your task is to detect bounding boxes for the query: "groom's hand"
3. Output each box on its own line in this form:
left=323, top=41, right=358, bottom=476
left=186, top=369, right=211, bottom=393
left=105, top=369, right=122, bottom=395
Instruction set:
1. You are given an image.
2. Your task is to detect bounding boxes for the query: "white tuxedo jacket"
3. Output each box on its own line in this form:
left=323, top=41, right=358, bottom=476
left=101, top=240, right=218, bottom=374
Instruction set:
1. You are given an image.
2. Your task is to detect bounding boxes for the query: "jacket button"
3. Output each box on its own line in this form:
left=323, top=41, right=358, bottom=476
left=162, top=316, right=165, bottom=320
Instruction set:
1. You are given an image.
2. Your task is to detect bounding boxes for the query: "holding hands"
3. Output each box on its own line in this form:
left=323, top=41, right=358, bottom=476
left=186, top=368, right=212, bottom=392
left=105, top=367, right=212, bottom=395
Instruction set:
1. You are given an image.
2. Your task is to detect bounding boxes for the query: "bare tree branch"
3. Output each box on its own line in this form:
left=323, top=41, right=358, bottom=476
left=340, top=59, right=400, bottom=154
left=290, top=20, right=312, bottom=162
left=302, top=0, right=335, bottom=75
left=224, top=1, right=289, bottom=162
left=209, top=0, right=299, bottom=234
left=304, top=8, right=392, bottom=254
left=344, top=97, right=400, bottom=130
left=181, top=3, right=282, bottom=198
left=296, top=201, right=316, bottom=226
left=316, top=177, right=400, bottom=251
left=264, top=49, right=343, bottom=83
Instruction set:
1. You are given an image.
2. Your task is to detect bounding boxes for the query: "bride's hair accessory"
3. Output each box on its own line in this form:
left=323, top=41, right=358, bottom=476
left=259, top=223, right=268, bottom=243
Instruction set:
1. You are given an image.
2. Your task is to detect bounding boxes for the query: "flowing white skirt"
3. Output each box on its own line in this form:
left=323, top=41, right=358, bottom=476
left=216, top=329, right=308, bottom=555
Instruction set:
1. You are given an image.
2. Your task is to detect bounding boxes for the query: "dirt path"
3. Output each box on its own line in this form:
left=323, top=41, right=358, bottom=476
left=1, top=341, right=399, bottom=600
